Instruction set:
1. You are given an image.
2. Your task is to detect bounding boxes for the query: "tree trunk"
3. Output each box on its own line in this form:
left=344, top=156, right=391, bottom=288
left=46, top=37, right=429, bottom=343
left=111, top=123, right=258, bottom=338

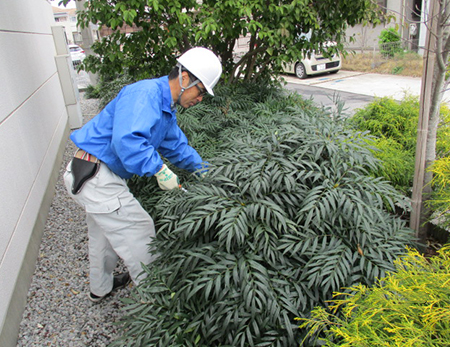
left=410, top=0, right=450, bottom=244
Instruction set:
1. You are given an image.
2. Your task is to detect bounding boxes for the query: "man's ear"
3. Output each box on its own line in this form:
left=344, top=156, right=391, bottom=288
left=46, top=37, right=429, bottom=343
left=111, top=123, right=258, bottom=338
left=181, top=71, right=190, bottom=84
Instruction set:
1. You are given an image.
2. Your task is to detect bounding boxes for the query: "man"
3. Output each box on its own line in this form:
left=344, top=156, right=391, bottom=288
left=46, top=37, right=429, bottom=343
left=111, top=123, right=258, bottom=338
left=63, top=47, right=222, bottom=302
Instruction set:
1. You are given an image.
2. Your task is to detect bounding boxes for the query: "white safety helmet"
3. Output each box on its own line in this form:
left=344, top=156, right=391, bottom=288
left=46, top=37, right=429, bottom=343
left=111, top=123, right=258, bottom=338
left=177, top=47, right=222, bottom=96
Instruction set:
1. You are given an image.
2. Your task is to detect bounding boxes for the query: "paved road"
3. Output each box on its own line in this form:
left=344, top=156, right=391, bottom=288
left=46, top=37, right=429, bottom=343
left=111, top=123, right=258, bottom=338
left=283, top=78, right=375, bottom=115
left=282, top=70, right=450, bottom=115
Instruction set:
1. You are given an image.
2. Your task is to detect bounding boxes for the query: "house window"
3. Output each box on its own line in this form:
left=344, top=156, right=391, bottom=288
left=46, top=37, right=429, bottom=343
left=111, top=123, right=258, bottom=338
left=412, top=0, right=422, bottom=20
left=55, top=15, right=68, bottom=22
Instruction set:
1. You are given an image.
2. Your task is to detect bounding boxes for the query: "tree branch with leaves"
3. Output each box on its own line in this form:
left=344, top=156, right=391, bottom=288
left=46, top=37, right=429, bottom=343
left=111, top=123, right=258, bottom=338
left=60, top=0, right=386, bottom=83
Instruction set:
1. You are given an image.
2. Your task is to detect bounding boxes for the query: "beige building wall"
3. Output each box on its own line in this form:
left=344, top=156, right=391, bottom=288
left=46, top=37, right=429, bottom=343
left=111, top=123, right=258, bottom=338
left=0, top=0, right=79, bottom=345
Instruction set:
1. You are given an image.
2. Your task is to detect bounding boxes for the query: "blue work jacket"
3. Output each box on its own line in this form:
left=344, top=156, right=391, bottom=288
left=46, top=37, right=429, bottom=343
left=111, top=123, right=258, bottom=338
left=70, top=76, right=203, bottom=179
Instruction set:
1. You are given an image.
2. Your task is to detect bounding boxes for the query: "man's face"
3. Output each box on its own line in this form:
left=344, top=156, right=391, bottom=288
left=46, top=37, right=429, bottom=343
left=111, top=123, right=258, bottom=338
left=179, top=74, right=207, bottom=109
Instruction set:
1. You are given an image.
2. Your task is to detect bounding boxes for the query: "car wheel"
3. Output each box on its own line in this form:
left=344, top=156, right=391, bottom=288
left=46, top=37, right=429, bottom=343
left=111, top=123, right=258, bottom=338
left=295, top=62, right=307, bottom=79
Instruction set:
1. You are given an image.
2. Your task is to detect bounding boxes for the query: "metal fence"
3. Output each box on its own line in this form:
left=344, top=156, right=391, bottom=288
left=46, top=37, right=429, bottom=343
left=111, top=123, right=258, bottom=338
left=370, top=39, right=420, bottom=68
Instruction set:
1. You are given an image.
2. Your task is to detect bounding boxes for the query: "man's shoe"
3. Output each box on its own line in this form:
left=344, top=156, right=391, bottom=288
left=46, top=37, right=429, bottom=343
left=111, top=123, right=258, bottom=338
left=112, top=272, right=132, bottom=290
left=88, top=272, right=131, bottom=303
left=88, top=291, right=107, bottom=303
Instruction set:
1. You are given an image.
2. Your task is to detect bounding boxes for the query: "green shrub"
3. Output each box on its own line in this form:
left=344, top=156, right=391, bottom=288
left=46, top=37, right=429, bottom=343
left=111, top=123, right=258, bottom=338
left=116, top=85, right=414, bottom=347
left=298, top=245, right=450, bottom=346
left=349, top=96, right=450, bottom=228
left=379, top=27, right=401, bottom=44
left=83, top=84, right=101, bottom=99
left=364, top=137, right=415, bottom=194
left=428, top=157, right=450, bottom=231
left=350, top=96, right=419, bottom=151
left=379, top=28, right=402, bottom=58
left=436, top=104, right=450, bottom=158
left=349, top=96, right=419, bottom=193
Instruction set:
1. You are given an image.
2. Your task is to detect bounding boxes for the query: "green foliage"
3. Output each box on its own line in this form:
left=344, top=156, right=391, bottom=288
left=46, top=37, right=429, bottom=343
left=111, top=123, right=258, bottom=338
left=379, top=28, right=402, bottom=58
left=349, top=95, right=450, bottom=205
left=349, top=96, right=419, bottom=193
left=117, top=84, right=414, bottom=347
left=75, top=0, right=198, bottom=80
left=429, top=105, right=450, bottom=231
left=351, top=96, right=419, bottom=151
left=298, top=245, right=450, bottom=346
left=83, top=84, right=101, bottom=99
left=379, top=28, right=401, bottom=44
left=365, top=137, right=415, bottom=193
left=62, top=0, right=386, bottom=83
left=428, top=157, right=450, bottom=230
left=391, top=65, right=404, bottom=75
left=435, top=104, right=450, bottom=158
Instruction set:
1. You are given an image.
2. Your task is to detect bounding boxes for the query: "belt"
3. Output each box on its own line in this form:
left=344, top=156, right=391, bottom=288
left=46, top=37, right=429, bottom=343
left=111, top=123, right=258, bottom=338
left=74, top=149, right=99, bottom=163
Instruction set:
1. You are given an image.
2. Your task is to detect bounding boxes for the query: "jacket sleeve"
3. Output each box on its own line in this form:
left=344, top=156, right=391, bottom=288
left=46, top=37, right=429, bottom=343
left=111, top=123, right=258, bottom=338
left=158, top=122, right=204, bottom=173
left=110, top=88, right=165, bottom=177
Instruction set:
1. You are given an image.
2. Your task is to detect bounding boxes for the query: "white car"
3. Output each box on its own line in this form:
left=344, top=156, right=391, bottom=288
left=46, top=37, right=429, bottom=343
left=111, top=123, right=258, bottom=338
left=283, top=32, right=341, bottom=79
left=283, top=49, right=341, bottom=79
left=68, top=44, right=86, bottom=68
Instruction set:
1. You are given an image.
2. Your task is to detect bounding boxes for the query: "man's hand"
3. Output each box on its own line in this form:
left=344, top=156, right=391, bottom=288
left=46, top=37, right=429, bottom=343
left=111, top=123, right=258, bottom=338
left=155, top=164, right=180, bottom=190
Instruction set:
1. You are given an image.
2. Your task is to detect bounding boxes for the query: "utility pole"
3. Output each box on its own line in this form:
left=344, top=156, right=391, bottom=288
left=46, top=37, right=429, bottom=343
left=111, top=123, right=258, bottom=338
left=410, top=0, right=438, bottom=243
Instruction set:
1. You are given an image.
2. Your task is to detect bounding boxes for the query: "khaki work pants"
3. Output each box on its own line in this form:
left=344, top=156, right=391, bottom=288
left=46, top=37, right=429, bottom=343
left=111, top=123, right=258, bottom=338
left=63, top=160, right=155, bottom=297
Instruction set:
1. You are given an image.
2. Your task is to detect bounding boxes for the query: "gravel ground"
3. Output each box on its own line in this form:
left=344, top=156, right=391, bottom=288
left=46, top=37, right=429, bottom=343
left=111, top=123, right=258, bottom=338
left=16, top=93, right=131, bottom=347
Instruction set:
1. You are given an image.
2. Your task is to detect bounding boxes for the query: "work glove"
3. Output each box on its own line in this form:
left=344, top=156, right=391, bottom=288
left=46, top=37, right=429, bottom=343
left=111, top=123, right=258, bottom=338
left=155, top=164, right=180, bottom=190
left=196, top=162, right=209, bottom=178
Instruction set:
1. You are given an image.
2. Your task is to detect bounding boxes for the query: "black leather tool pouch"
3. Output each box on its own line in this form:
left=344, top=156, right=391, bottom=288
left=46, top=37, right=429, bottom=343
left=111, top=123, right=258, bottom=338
left=71, top=157, right=100, bottom=195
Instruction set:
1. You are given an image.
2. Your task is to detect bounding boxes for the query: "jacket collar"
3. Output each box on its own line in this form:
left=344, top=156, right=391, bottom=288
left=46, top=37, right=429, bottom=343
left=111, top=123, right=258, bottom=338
left=160, top=76, right=176, bottom=113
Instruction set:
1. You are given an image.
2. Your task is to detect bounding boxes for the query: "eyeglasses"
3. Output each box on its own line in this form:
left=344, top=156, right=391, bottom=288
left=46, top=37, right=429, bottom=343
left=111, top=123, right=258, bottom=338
left=195, top=84, right=207, bottom=97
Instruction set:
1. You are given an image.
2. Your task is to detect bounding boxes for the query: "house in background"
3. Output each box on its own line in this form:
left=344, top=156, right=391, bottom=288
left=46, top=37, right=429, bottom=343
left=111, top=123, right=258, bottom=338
left=52, top=6, right=79, bottom=44
left=345, top=0, right=425, bottom=53
left=52, top=6, right=99, bottom=47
